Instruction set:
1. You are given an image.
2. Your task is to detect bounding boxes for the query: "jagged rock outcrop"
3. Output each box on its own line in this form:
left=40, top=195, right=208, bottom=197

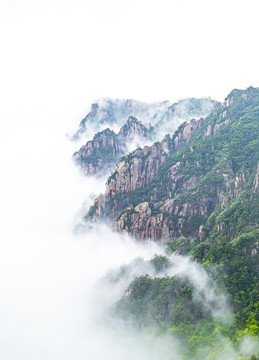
left=90, top=88, right=259, bottom=360
left=88, top=117, right=210, bottom=227
left=73, top=116, right=149, bottom=175
left=73, top=97, right=217, bottom=141
left=173, top=118, right=203, bottom=150
left=73, top=98, right=170, bottom=140
left=105, top=118, right=202, bottom=198
left=86, top=87, right=259, bottom=242
left=106, top=142, right=168, bottom=196
left=118, top=116, right=148, bottom=141
left=115, top=202, right=170, bottom=241
left=73, top=96, right=217, bottom=177
left=114, top=189, right=219, bottom=241
left=73, top=97, right=217, bottom=176
left=73, top=128, right=121, bottom=175
left=253, top=162, right=259, bottom=192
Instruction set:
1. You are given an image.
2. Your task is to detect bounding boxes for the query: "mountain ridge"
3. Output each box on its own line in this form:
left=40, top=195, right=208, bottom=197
left=87, top=87, right=259, bottom=245
left=73, top=116, right=148, bottom=175
left=73, top=97, right=217, bottom=140
left=77, top=86, right=259, bottom=360
left=73, top=97, right=216, bottom=176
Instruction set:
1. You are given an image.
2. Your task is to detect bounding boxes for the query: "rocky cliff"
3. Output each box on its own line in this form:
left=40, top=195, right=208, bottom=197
left=73, top=128, right=121, bottom=175
left=80, top=88, right=259, bottom=359
left=118, top=116, right=149, bottom=141
left=73, top=116, right=149, bottom=175
left=73, top=97, right=217, bottom=176
left=86, top=87, right=259, bottom=243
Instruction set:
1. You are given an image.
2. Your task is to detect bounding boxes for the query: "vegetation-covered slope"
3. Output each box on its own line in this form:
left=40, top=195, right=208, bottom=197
left=89, top=87, right=259, bottom=243
left=85, top=87, right=259, bottom=359
left=113, top=250, right=258, bottom=359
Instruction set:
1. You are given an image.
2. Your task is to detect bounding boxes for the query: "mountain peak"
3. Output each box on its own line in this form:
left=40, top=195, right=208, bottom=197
left=118, top=116, right=148, bottom=140
left=126, top=115, right=139, bottom=123
left=73, top=97, right=217, bottom=141
left=224, top=86, right=259, bottom=106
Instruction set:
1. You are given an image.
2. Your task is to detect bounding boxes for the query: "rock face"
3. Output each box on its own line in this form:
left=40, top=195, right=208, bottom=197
left=118, top=116, right=148, bottom=141
left=73, top=116, right=149, bottom=176
left=253, top=162, right=259, bottom=192
left=89, top=117, right=213, bottom=228
left=104, top=118, right=202, bottom=199
left=115, top=202, right=170, bottom=240
left=73, top=97, right=217, bottom=176
left=106, top=141, right=169, bottom=196
left=86, top=87, right=259, bottom=243
left=173, top=118, right=203, bottom=150
left=83, top=88, right=259, bottom=360
left=73, top=128, right=121, bottom=175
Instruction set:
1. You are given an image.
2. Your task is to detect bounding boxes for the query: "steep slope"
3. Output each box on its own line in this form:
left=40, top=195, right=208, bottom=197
left=73, top=128, right=121, bottom=176
left=112, top=244, right=259, bottom=359
left=88, top=87, right=259, bottom=243
left=73, top=116, right=149, bottom=175
left=83, top=87, right=259, bottom=360
left=118, top=115, right=149, bottom=141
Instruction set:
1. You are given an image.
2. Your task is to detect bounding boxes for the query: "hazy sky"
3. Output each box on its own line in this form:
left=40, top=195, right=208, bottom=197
left=1, top=0, right=259, bottom=130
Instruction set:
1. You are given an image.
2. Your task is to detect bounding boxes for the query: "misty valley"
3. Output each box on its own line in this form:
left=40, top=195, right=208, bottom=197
left=71, top=88, right=259, bottom=360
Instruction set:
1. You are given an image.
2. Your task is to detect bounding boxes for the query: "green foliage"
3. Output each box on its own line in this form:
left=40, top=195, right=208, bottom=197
left=108, top=88, right=259, bottom=359
left=107, top=170, right=118, bottom=184
left=149, top=254, right=171, bottom=273
left=166, top=237, right=193, bottom=256
left=105, top=86, right=259, bottom=239
left=84, top=201, right=98, bottom=220
left=114, top=246, right=259, bottom=359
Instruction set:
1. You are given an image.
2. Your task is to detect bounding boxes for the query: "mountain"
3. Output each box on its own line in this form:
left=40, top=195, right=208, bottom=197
left=80, top=87, right=259, bottom=360
left=73, top=116, right=149, bottom=175
left=72, top=97, right=216, bottom=140
left=87, top=87, right=259, bottom=243
left=73, top=97, right=216, bottom=176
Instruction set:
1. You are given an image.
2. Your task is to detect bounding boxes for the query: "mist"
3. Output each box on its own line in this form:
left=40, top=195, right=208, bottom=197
left=0, top=108, right=181, bottom=360
left=1, top=91, right=259, bottom=360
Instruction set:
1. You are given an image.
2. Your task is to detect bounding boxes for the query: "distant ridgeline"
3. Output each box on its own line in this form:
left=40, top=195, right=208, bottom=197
left=72, top=97, right=216, bottom=175
left=78, top=88, right=259, bottom=359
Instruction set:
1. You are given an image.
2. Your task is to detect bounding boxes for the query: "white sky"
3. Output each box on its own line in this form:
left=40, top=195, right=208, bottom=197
left=0, top=0, right=259, bottom=130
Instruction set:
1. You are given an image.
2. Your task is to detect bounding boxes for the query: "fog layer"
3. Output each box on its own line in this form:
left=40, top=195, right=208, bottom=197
left=0, top=112, right=174, bottom=359
left=0, top=106, right=258, bottom=360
